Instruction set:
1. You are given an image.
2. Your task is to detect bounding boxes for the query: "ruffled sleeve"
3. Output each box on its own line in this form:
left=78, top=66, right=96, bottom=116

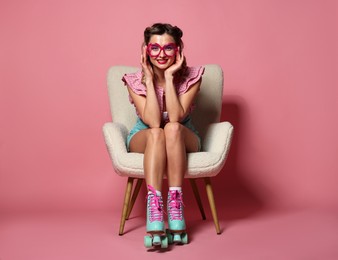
left=176, top=66, right=205, bottom=95
left=122, top=70, right=146, bottom=98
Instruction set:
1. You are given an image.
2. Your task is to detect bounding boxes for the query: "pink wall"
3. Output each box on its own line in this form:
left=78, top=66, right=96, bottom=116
left=1, top=0, right=337, bottom=213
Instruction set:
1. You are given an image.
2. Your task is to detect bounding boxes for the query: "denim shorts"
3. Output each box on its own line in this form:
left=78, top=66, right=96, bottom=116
left=126, top=116, right=201, bottom=151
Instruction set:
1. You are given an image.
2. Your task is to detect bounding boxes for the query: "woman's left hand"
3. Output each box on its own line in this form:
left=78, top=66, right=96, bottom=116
left=164, top=48, right=184, bottom=79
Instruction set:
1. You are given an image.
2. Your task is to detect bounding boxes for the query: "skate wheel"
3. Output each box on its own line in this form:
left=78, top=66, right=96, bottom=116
left=144, top=235, right=152, bottom=248
left=166, top=229, right=173, bottom=244
left=152, top=234, right=161, bottom=246
left=161, top=235, right=168, bottom=248
left=173, top=233, right=182, bottom=243
left=181, top=232, right=188, bottom=244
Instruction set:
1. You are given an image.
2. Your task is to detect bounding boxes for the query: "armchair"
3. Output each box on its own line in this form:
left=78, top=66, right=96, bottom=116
left=103, top=64, right=233, bottom=235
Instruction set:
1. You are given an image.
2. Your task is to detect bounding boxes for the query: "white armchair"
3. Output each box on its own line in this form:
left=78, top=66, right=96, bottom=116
left=103, top=64, right=233, bottom=235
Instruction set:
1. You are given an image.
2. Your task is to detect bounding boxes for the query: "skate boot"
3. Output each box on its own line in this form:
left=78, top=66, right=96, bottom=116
left=166, top=189, right=188, bottom=244
left=144, top=185, right=168, bottom=248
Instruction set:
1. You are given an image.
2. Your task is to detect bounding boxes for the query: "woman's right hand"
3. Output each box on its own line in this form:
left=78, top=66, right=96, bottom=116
left=140, top=45, right=154, bottom=85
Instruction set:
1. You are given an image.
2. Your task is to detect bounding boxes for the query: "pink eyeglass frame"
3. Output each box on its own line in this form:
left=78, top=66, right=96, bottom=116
left=146, top=43, right=178, bottom=58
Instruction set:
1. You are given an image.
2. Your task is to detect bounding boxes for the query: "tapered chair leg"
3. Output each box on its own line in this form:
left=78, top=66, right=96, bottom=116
left=204, top=177, right=221, bottom=234
left=126, top=178, right=143, bottom=220
left=189, top=178, right=206, bottom=220
left=119, top=177, right=134, bottom=235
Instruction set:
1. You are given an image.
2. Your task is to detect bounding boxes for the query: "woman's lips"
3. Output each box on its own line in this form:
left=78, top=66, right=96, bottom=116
left=156, top=59, right=168, bottom=64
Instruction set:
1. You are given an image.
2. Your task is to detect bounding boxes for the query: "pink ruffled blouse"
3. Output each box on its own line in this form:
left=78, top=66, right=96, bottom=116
left=122, top=66, right=205, bottom=122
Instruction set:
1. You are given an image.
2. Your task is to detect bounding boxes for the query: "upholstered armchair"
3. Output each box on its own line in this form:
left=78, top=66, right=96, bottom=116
left=103, top=64, right=233, bottom=235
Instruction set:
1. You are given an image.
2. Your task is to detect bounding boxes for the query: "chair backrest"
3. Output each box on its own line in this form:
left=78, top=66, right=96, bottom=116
left=106, top=64, right=223, bottom=142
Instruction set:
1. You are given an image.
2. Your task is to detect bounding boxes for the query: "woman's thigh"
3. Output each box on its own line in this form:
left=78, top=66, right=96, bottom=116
left=182, top=126, right=200, bottom=153
left=129, top=129, right=150, bottom=153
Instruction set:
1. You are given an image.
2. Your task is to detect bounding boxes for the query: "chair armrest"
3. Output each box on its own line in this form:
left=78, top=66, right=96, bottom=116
left=102, top=121, right=129, bottom=161
left=103, top=122, right=145, bottom=177
left=202, top=121, right=234, bottom=154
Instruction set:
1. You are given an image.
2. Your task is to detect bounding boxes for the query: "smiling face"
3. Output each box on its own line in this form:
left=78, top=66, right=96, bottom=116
left=147, top=33, right=177, bottom=70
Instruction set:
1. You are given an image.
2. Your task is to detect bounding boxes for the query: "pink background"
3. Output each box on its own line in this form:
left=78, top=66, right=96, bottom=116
left=1, top=0, right=338, bottom=259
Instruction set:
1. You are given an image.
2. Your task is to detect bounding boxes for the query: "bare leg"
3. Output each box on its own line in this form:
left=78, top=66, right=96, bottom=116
left=164, top=122, right=198, bottom=243
left=129, top=128, right=166, bottom=191
left=164, top=122, right=199, bottom=187
left=131, top=128, right=167, bottom=246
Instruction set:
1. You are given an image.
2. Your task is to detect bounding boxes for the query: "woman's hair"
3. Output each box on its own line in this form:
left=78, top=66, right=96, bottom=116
left=144, top=23, right=184, bottom=49
left=143, top=23, right=188, bottom=82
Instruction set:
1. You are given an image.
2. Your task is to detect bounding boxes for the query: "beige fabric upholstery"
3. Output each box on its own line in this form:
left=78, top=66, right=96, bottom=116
left=103, top=64, right=234, bottom=179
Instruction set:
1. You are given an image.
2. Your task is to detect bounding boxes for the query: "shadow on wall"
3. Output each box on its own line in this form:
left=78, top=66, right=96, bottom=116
left=210, top=96, right=266, bottom=221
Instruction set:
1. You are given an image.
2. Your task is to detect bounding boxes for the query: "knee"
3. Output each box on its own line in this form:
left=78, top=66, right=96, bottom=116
left=164, top=122, right=183, bottom=142
left=148, top=127, right=165, bottom=145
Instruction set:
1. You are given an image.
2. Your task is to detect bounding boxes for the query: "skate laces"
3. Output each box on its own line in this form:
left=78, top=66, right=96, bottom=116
left=147, top=185, right=163, bottom=222
left=168, top=190, right=184, bottom=221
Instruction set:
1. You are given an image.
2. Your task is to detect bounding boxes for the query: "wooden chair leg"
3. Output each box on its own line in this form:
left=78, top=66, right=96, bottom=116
left=189, top=178, right=206, bottom=220
left=204, top=177, right=221, bottom=234
left=126, top=178, right=143, bottom=220
left=119, top=177, right=134, bottom=236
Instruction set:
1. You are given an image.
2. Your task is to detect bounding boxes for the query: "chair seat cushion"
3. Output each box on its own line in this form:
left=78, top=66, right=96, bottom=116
left=112, top=151, right=225, bottom=179
left=103, top=121, right=233, bottom=179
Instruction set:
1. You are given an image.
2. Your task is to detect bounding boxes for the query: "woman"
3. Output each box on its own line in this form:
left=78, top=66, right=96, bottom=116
left=122, top=23, right=204, bottom=247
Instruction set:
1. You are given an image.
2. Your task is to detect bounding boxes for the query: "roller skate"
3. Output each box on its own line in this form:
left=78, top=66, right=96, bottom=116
left=166, top=189, right=188, bottom=245
left=144, top=185, right=168, bottom=248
